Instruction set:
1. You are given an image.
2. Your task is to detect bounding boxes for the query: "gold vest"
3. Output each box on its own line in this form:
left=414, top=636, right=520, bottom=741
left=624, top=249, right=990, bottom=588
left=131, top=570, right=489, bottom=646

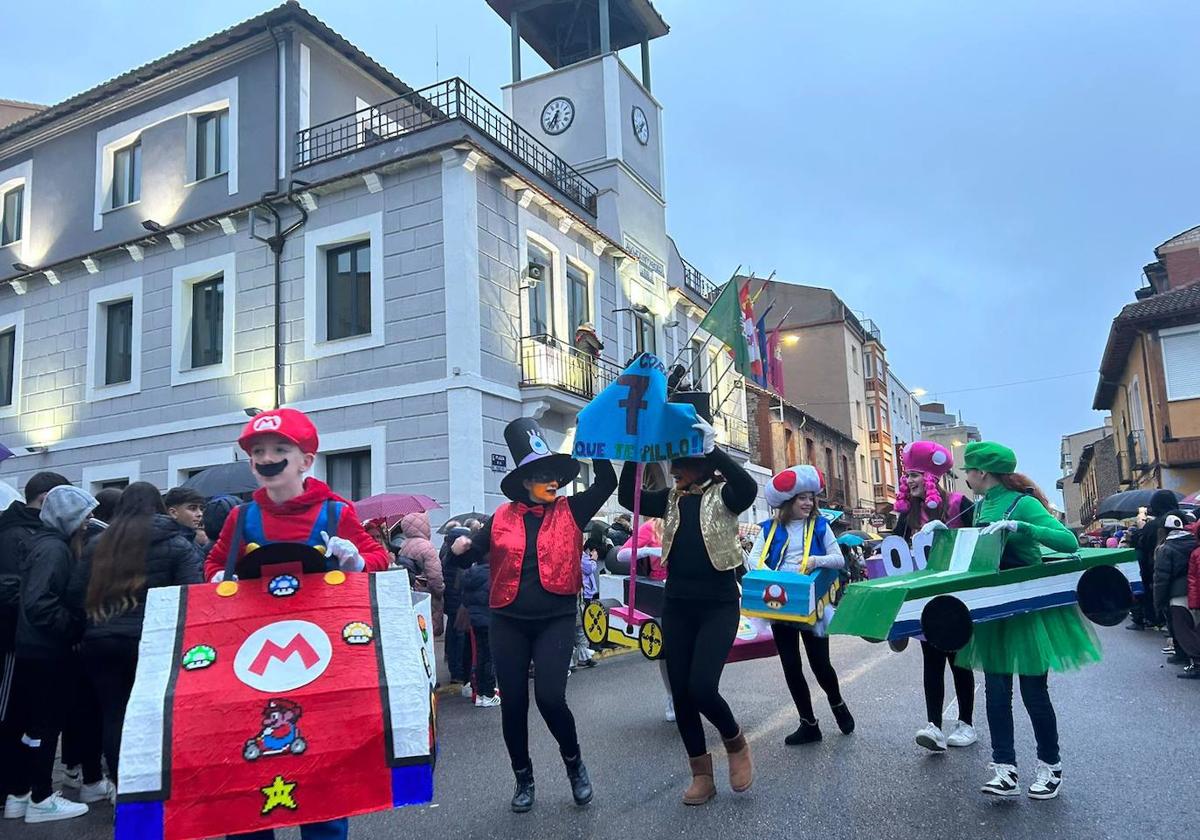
left=660, top=482, right=745, bottom=572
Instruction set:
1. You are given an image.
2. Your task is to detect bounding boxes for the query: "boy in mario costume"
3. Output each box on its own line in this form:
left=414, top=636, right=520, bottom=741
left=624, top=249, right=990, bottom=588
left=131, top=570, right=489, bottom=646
left=204, top=408, right=390, bottom=584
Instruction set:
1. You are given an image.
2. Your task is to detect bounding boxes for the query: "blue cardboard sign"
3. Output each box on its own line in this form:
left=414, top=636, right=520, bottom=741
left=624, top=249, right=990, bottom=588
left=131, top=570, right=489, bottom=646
left=574, top=354, right=701, bottom=463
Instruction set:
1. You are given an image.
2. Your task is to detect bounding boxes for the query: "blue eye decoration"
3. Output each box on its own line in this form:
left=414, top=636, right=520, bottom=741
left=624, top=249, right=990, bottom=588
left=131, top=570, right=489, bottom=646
left=527, top=431, right=550, bottom=456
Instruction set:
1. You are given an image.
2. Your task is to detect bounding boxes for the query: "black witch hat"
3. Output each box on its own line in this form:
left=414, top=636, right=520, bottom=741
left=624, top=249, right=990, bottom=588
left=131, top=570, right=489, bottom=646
left=500, top=417, right=580, bottom=502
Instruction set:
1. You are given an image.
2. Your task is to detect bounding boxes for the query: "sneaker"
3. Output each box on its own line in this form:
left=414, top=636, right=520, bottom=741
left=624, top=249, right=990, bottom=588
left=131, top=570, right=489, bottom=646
left=665, top=696, right=676, bottom=723
left=1125, top=621, right=1147, bottom=631
left=475, top=694, right=502, bottom=708
left=24, top=792, right=89, bottom=823
left=460, top=683, right=474, bottom=698
left=947, top=722, right=978, bottom=748
left=81, top=778, right=115, bottom=804
left=577, top=656, right=597, bottom=669
left=980, top=763, right=1020, bottom=797
left=1177, top=663, right=1200, bottom=680
left=1162, top=645, right=1176, bottom=655
left=61, top=766, right=82, bottom=789
left=1027, top=761, right=1062, bottom=800
left=915, top=723, right=947, bottom=752
left=4, top=794, right=29, bottom=819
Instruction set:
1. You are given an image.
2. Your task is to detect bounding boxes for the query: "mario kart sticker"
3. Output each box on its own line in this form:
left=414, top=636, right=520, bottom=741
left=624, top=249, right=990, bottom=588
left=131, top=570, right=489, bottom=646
left=182, top=644, right=216, bottom=671
left=342, top=622, right=373, bottom=645
left=268, top=575, right=300, bottom=597
left=244, top=699, right=307, bottom=761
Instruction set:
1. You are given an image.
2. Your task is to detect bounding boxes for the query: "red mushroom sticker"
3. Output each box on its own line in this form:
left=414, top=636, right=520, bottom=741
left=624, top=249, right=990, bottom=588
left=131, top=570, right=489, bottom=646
left=763, top=583, right=788, bottom=610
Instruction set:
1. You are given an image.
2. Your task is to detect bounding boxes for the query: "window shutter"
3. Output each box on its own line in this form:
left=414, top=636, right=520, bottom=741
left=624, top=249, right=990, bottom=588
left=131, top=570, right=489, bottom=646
left=1161, top=328, right=1200, bottom=401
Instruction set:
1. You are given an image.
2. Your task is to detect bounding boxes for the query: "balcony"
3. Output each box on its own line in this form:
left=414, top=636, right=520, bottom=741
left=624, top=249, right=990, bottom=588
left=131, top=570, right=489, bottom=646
left=868, top=430, right=891, bottom=446
left=296, top=77, right=598, bottom=215
left=1162, top=435, right=1200, bottom=467
left=827, top=476, right=847, bottom=504
left=719, top=414, right=750, bottom=453
left=681, top=259, right=721, bottom=305
left=872, top=483, right=892, bottom=503
left=519, top=335, right=621, bottom=402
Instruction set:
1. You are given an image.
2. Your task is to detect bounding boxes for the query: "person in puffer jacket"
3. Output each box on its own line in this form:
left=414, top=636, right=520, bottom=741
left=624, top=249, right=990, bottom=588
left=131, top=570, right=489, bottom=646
left=460, top=555, right=498, bottom=705
left=68, top=482, right=203, bottom=787
left=397, top=512, right=445, bottom=636
left=1153, top=513, right=1200, bottom=678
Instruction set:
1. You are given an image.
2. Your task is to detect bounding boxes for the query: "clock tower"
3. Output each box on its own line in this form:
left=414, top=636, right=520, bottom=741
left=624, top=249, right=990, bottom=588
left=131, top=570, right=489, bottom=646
left=488, top=0, right=670, bottom=283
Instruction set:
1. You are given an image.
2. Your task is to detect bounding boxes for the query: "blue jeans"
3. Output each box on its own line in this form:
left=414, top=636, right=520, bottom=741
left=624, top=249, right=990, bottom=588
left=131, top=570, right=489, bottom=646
left=984, top=672, right=1059, bottom=766
left=230, top=818, right=348, bottom=840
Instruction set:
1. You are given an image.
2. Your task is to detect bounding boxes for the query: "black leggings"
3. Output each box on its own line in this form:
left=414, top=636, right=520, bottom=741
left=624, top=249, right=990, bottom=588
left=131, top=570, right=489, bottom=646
left=82, top=636, right=140, bottom=784
left=770, top=623, right=843, bottom=722
left=662, top=598, right=741, bottom=758
left=920, top=640, right=974, bottom=728
left=13, top=658, right=102, bottom=801
left=491, top=613, right=579, bottom=771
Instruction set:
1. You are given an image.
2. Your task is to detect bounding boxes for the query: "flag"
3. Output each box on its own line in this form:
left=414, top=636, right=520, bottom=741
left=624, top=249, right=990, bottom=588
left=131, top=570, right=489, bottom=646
left=0, top=442, right=12, bottom=463
left=697, top=280, right=751, bottom=378
left=755, top=303, right=774, bottom=389
left=738, top=282, right=763, bottom=383
left=768, top=329, right=785, bottom=397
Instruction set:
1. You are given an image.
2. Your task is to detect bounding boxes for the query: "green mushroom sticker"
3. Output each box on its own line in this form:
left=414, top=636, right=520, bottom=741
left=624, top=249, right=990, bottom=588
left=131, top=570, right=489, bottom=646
left=182, top=644, right=217, bottom=671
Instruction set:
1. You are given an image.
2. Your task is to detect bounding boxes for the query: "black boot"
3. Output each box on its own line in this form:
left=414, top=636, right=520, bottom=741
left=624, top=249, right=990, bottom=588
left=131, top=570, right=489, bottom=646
left=831, top=701, right=855, bottom=734
left=564, top=754, right=593, bottom=806
left=784, top=718, right=822, bottom=745
left=511, top=766, right=535, bottom=813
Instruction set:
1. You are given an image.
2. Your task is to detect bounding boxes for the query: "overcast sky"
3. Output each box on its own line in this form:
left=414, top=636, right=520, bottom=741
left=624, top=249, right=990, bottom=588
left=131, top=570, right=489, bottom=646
left=4, top=0, right=1198, bottom=501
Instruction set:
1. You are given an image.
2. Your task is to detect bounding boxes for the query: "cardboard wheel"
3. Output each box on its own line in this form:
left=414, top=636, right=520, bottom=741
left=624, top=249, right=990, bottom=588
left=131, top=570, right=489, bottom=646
left=1077, top=565, right=1133, bottom=627
left=583, top=601, right=609, bottom=645
left=921, top=596, right=973, bottom=652
left=639, top=618, right=665, bottom=660
left=887, top=637, right=910, bottom=653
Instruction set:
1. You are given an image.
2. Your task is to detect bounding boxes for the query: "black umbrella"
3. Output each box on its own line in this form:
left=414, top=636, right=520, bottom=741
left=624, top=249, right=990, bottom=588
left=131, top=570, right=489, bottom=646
left=181, top=461, right=258, bottom=498
left=437, top=511, right=487, bottom=534
left=1096, top=489, right=1182, bottom=520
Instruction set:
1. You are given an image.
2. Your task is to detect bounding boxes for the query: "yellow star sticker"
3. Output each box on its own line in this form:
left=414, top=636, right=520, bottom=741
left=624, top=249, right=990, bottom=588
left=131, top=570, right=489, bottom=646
left=260, top=775, right=298, bottom=815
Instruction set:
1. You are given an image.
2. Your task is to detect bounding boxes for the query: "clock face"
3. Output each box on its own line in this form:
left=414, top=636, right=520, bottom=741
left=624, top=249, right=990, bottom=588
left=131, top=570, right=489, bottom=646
left=541, top=97, right=575, bottom=136
left=631, top=106, right=650, bottom=145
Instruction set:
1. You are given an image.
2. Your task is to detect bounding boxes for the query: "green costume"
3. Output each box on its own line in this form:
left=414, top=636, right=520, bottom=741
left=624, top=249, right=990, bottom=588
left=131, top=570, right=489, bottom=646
left=956, top=484, right=1102, bottom=675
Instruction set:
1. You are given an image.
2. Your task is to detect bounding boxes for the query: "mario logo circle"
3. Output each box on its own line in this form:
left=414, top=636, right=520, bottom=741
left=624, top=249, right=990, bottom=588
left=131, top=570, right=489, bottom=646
left=268, top=575, right=299, bottom=597
left=234, top=620, right=332, bottom=693
left=252, top=415, right=283, bottom=433
left=763, top=583, right=788, bottom=609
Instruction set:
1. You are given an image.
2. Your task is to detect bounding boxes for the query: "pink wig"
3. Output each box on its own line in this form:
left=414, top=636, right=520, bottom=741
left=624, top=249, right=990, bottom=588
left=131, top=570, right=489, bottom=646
left=894, top=441, right=953, bottom=515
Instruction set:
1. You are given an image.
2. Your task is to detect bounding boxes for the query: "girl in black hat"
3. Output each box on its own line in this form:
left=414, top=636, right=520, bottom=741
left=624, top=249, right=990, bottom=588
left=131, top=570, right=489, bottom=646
left=452, top=418, right=615, bottom=813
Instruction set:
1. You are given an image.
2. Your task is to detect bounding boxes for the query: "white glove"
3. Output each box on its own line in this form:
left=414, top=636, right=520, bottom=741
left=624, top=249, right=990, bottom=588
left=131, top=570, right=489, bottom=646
left=209, top=570, right=237, bottom=584
left=982, top=520, right=1022, bottom=536
left=694, top=418, right=717, bottom=454
left=321, top=530, right=365, bottom=572
left=918, top=519, right=947, bottom=535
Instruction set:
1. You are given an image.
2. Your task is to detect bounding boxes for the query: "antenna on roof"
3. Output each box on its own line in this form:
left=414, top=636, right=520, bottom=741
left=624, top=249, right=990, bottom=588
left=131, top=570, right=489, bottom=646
left=435, top=25, right=440, bottom=80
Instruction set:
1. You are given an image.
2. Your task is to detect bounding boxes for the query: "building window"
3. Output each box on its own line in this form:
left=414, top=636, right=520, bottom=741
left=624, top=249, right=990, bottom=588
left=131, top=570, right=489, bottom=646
left=98, top=478, right=130, bottom=491
left=825, top=447, right=835, bottom=482
left=566, top=261, right=590, bottom=335
left=526, top=240, right=554, bottom=336
left=634, top=311, right=656, bottom=355
left=860, top=453, right=867, bottom=476
left=690, top=340, right=706, bottom=389
left=856, top=400, right=864, bottom=429
left=326, top=450, right=371, bottom=501
left=1, top=185, right=22, bottom=246
left=840, top=455, right=849, bottom=480
left=867, top=404, right=877, bottom=432
left=871, top=457, right=882, bottom=485
left=851, top=346, right=859, bottom=373
left=190, top=276, right=224, bottom=368
left=87, top=277, right=142, bottom=401
left=864, top=352, right=875, bottom=380
left=784, top=428, right=797, bottom=465
left=195, top=109, right=229, bottom=180
left=0, top=327, right=14, bottom=407
left=112, top=141, right=141, bottom=208
left=1128, top=375, right=1145, bottom=432
left=104, top=300, right=134, bottom=385
left=1160, top=325, right=1200, bottom=401
left=326, top=241, right=371, bottom=341
left=805, top=437, right=815, bottom=465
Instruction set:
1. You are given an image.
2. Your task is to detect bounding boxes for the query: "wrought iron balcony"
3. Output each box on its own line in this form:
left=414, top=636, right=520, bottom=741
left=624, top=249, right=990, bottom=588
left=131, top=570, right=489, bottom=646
left=681, top=259, right=721, bottom=305
left=519, top=334, right=621, bottom=400
left=296, top=77, right=599, bottom=215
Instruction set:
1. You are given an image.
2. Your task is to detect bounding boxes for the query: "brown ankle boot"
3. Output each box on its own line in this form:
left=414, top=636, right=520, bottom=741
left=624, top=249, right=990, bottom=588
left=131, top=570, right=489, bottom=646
left=723, top=729, right=754, bottom=792
left=683, top=754, right=716, bottom=805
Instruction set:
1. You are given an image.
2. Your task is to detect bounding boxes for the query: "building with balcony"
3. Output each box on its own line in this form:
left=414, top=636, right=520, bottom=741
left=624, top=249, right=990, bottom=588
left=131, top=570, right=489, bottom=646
left=1057, top=423, right=1108, bottom=532
left=859, top=318, right=896, bottom=508
left=1073, top=432, right=1120, bottom=531
left=1093, top=226, right=1200, bottom=497
left=0, top=1, right=756, bottom=517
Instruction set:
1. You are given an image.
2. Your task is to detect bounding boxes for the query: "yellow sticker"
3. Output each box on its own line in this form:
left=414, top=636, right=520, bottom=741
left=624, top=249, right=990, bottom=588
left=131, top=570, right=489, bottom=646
left=260, top=775, right=298, bottom=814
left=324, top=570, right=347, bottom=586
left=216, top=580, right=239, bottom=597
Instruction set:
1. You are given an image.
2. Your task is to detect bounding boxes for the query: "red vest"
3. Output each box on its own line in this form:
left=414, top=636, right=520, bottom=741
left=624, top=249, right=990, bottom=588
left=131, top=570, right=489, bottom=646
left=489, top=497, right=582, bottom=608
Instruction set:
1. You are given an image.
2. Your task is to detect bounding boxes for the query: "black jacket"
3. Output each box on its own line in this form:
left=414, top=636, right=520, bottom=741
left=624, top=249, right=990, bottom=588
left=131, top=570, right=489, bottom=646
left=0, top=501, right=43, bottom=653
left=1153, top=532, right=1197, bottom=609
left=68, top=515, right=204, bottom=644
left=15, top=527, right=84, bottom=660
left=460, top=561, right=491, bottom=628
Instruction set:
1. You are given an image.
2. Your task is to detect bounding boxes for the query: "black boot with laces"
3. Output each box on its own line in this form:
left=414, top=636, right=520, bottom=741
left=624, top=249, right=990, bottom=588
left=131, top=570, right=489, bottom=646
left=564, top=754, right=593, bottom=805
left=511, top=766, right=535, bottom=813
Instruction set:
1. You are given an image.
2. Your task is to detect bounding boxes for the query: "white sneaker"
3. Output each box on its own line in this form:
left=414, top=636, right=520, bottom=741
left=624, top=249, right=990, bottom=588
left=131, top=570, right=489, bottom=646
left=474, top=694, right=501, bottom=708
left=665, top=696, right=676, bottom=723
left=980, top=763, right=1020, bottom=797
left=24, top=792, right=89, bottom=823
left=81, top=778, right=115, bottom=804
left=61, top=765, right=82, bottom=789
left=1027, top=761, right=1063, bottom=800
left=915, top=722, right=947, bottom=752
left=3, top=794, right=29, bottom=819
left=460, top=683, right=474, bottom=698
left=946, top=722, right=978, bottom=747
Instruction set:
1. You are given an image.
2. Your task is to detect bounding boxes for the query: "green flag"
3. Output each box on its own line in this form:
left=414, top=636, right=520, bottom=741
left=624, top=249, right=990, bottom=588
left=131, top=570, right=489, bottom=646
left=698, top=280, right=750, bottom=377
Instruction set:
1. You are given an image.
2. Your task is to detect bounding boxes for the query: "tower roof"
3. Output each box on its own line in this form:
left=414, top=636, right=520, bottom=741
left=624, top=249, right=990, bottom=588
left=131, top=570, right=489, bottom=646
left=486, top=0, right=668, bottom=68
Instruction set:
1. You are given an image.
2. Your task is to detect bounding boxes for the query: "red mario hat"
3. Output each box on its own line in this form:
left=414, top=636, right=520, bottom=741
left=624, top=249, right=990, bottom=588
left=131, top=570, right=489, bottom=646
left=237, top=408, right=319, bottom=455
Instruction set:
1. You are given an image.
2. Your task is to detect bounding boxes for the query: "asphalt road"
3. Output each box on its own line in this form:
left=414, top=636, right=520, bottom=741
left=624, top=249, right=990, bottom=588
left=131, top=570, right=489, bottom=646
left=18, top=623, right=1196, bottom=840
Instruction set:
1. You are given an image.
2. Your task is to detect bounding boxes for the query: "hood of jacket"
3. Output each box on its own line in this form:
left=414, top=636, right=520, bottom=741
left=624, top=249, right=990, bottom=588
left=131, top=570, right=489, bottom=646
left=400, top=512, right=431, bottom=540
left=250, top=478, right=348, bottom=518
left=0, top=500, right=43, bottom=535
left=1150, top=489, right=1179, bottom=516
left=39, top=486, right=97, bottom=538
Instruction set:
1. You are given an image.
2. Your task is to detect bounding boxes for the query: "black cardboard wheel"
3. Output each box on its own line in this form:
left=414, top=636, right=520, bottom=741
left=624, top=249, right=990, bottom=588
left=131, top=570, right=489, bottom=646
left=921, top=596, right=973, bottom=652
left=1077, top=565, right=1133, bottom=626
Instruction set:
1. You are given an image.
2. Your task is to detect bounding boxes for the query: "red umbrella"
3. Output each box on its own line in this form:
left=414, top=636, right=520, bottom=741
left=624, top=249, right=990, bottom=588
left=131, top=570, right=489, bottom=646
left=1181, top=491, right=1199, bottom=508
left=353, top=493, right=441, bottom=527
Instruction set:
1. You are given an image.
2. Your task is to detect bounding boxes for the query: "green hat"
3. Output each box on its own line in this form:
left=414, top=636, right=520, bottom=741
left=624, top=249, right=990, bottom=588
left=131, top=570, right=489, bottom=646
left=962, top=441, right=1017, bottom=474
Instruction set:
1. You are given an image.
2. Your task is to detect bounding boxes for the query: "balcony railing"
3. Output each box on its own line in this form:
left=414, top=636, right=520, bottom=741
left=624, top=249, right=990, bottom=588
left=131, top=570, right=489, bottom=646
left=296, top=78, right=599, bottom=215
left=681, top=259, right=721, bottom=304
left=519, top=335, right=621, bottom=400
left=872, top=483, right=891, bottom=503
left=719, top=414, right=750, bottom=453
